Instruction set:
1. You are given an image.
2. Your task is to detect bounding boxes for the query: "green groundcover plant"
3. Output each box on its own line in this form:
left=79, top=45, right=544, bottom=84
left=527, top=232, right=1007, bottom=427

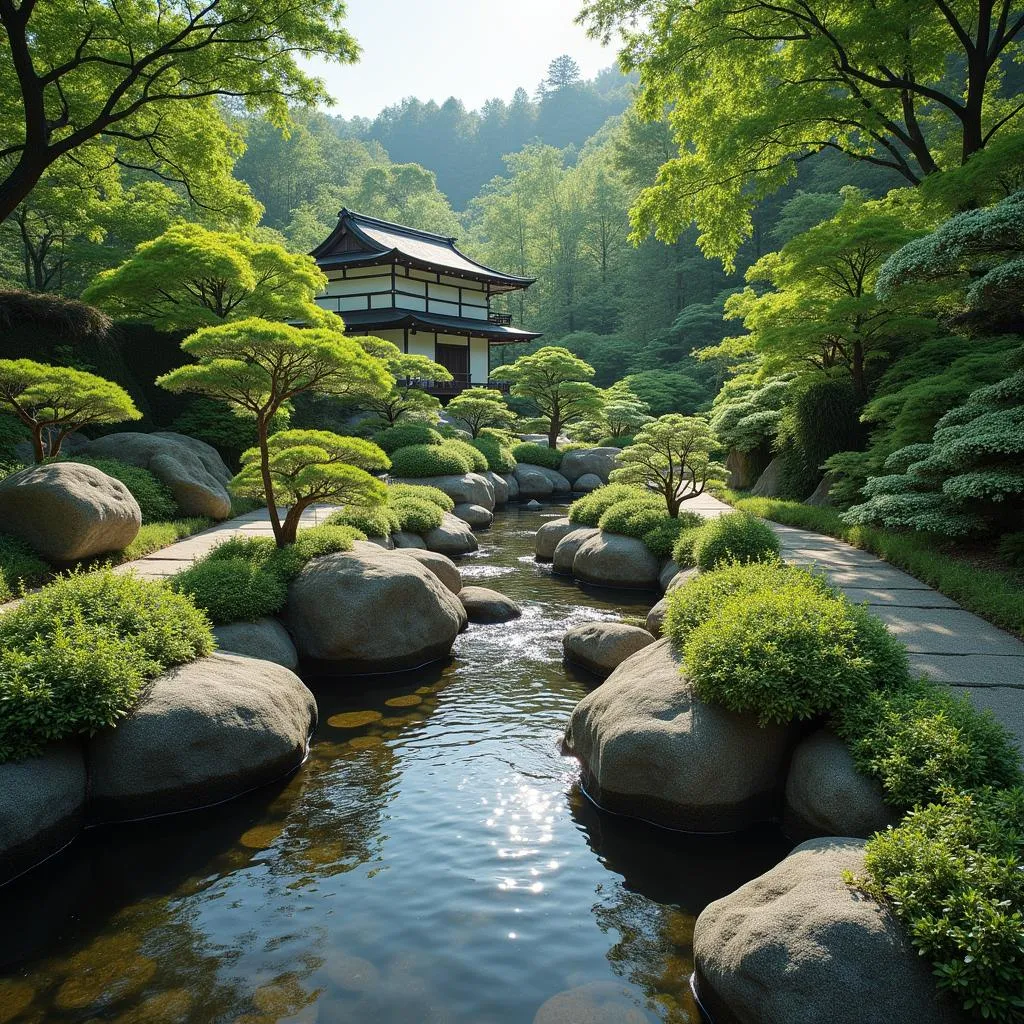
left=470, top=435, right=517, bottom=473
left=388, top=483, right=454, bottom=512
left=70, top=457, right=180, bottom=522
left=373, top=424, right=444, bottom=453
left=568, top=484, right=651, bottom=526
left=0, top=570, right=213, bottom=762
left=389, top=442, right=475, bottom=478
left=690, top=511, right=780, bottom=571
left=0, top=534, right=51, bottom=602
left=512, top=442, right=563, bottom=469
left=173, top=524, right=364, bottom=625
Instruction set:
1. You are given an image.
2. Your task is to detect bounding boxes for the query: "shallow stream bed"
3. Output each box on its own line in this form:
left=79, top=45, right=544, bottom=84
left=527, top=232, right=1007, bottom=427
left=0, top=506, right=788, bottom=1024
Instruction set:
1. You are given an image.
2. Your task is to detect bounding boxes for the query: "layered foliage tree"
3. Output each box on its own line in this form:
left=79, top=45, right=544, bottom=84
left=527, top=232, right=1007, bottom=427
left=84, top=225, right=333, bottom=330
left=580, top=0, right=1024, bottom=265
left=233, top=430, right=389, bottom=545
left=354, top=336, right=451, bottom=427
left=444, top=387, right=514, bottom=437
left=0, top=358, right=140, bottom=461
left=490, top=346, right=604, bottom=449
left=157, top=318, right=392, bottom=546
left=610, top=414, right=724, bottom=515
left=0, top=0, right=359, bottom=223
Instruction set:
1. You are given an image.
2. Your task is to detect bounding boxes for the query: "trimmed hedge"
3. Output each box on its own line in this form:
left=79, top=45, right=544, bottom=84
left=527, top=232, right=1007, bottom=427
left=568, top=484, right=653, bottom=526
left=470, top=435, right=517, bottom=473
left=389, top=496, right=444, bottom=533
left=328, top=503, right=401, bottom=539
left=689, top=511, right=780, bottom=571
left=444, top=437, right=488, bottom=473
left=373, top=424, right=443, bottom=453
left=388, top=482, right=454, bottom=512
left=597, top=498, right=667, bottom=539
left=389, top=442, right=475, bottom=478
left=512, top=442, right=563, bottom=469
left=71, top=456, right=180, bottom=522
left=642, top=514, right=703, bottom=560
left=0, top=569, right=214, bottom=762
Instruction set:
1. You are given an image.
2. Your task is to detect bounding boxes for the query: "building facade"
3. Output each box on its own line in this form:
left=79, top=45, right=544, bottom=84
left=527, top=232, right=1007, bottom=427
left=311, top=210, right=541, bottom=395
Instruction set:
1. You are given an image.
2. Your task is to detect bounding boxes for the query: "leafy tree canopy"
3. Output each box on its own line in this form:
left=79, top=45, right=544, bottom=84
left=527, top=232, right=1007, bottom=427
left=625, top=369, right=710, bottom=416
left=579, top=0, right=1024, bottom=265
left=444, top=387, right=514, bottom=437
left=355, top=335, right=451, bottom=427
left=0, top=357, right=140, bottom=461
left=83, top=224, right=333, bottom=330
left=490, top=346, right=604, bottom=448
left=0, top=0, right=359, bottom=222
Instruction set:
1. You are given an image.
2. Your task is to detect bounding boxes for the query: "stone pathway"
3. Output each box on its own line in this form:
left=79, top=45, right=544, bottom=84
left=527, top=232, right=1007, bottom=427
left=113, top=505, right=339, bottom=580
left=686, top=492, right=1024, bottom=750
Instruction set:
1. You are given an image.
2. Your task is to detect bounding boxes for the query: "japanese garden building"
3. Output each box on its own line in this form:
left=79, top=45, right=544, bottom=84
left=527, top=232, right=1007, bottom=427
left=311, top=210, right=540, bottom=395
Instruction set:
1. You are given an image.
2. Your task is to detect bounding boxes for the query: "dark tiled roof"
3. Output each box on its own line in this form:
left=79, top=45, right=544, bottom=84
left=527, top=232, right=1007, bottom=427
left=336, top=308, right=541, bottom=343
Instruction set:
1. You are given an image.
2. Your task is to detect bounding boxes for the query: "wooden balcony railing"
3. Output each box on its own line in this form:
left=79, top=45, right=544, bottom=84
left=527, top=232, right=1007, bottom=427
left=400, top=378, right=511, bottom=397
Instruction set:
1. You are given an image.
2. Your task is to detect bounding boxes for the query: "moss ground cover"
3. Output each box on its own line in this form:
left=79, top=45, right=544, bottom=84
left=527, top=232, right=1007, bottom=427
left=0, top=569, right=214, bottom=762
left=665, top=559, right=1024, bottom=1019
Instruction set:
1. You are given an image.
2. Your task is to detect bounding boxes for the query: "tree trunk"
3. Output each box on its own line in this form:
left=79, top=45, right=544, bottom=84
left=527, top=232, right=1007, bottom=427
left=547, top=419, right=560, bottom=450
left=280, top=502, right=308, bottom=546
left=850, top=340, right=867, bottom=403
left=31, top=425, right=45, bottom=463
left=257, top=417, right=284, bottom=546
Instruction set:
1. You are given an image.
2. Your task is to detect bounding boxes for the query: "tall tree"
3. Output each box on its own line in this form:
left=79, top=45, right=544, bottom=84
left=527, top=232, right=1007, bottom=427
left=546, top=55, right=583, bottom=90
left=0, top=0, right=359, bottom=223
left=580, top=0, right=1024, bottom=265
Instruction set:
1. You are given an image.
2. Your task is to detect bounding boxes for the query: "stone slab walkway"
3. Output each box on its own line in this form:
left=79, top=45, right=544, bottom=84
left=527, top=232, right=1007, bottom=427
left=687, top=493, right=1024, bottom=751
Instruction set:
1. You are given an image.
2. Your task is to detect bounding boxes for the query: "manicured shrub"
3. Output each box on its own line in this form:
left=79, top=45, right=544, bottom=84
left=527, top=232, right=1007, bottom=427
left=71, top=457, right=179, bottom=522
left=641, top=512, right=703, bottom=559
left=444, top=437, right=488, bottom=473
left=512, top=442, right=563, bottom=469
left=858, top=787, right=1024, bottom=1023
left=682, top=584, right=881, bottom=725
left=328, top=503, right=401, bottom=538
left=373, top=423, right=443, bottom=454
left=671, top=526, right=705, bottom=568
left=389, top=496, right=444, bottom=534
left=286, top=524, right=365, bottom=565
left=692, top=511, right=780, bottom=570
left=470, top=435, right=517, bottom=473
left=387, top=482, right=454, bottom=512
left=568, top=483, right=652, bottom=526
left=0, top=569, right=213, bottom=762
left=598, top=434, right=635, bottom=449
left=389, top=442, right=475, bottom=478
left=174, top=556, right=289, bottom=625
left=0, top=533, right=50, bottom=601
left=597, top=498, right=667, bottom=539
left=835, top=679, right=1022, bottom=810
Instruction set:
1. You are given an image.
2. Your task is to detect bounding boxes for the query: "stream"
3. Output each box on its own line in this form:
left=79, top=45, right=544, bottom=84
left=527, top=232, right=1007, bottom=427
left=0, top=505, right=788, bottom=1024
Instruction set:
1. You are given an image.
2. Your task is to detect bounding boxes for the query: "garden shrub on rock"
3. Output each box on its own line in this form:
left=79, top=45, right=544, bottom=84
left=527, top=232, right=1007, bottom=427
left=568, top=484, right=652, bottom=526
left=0, top=569, right=213, bottom=762
left=389, top=495, right=445, bottom=534
left=388, top=482, right=454, bottom=512
left=373, top=424, right=444, bottom=454
left=470, top=435, right=517, bottom=473
left=596, top=498, right=667, bottom=539
left=691, top=511, right=780, bottom=570
left=71, top=457, right=180, bottom=522
left=328, top=503, right=401, bottom=539
left=512, top=442, right=563, bottom=469
left=444, top=437, right=488, bottom=473
left=389, top=442, right=475, bottom=478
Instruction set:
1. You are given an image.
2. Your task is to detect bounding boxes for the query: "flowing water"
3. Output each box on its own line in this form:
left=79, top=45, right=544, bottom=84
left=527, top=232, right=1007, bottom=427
left=0, top=506, right=788, bottom=1024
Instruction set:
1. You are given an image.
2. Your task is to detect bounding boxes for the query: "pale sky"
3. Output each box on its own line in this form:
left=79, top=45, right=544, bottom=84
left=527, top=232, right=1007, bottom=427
left=306, top=0, right=615, bottom=120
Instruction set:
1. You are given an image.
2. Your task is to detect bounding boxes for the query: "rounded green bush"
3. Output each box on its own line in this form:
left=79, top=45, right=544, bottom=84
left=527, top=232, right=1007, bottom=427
left=835, top=678, right=1022, bottom=810
left=641, top=511, right=704, bottom=560
left=0, top=569, right=213, bottom=762
left=286, top=524, right=365, bottom=565
left=373, top=424, right=443, bottom=454
left=444, top=437, right=488, bottom=473
left=470, top=436, right=517, bottom=473
left=665, top=560, right=832, bottom=651
left=387, top=483, right=454, bottom=512
left=598, top=498, right=667, bottom=539
left=568, top=483, right=652, bottom=526
left=692, top=511, right=781, bottom=570
left=512, top=442, right=563, bottom=469
left=174, top=556, right=290, bottom=626
left=671, top=526, right=705, bottom=568
left=389, top=442, right=475, bottom=478
left=389, top=495, right=444, bottom=533
left=72, top=457, right=179, bottom=522
left=598, top=435, right=635, bottom=449
left=328, top=503, right=400, bottom=538
left=683, top=584, right=878, bottom=725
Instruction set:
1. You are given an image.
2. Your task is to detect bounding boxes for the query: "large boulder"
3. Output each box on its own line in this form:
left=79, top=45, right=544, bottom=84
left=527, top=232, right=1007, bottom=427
left=87, top=653, right=316, bottom=821
left=421, top=512, right=479, bottom=557
left=804, top=471, right=837, bottom=507
left=666, top=566, right=699, bottom=593
left=453, top=502, right=493, bottom=529
left=285, top=547, right=467, bottom=672
left=393, top=548, right=463, bottom=594
left=535, top=517, right=579, bottom=560
left=564, top=639, right=795, bottom=831
left=783, top=729, right=900, bottom=841
left=82, top=431, right=233, bottom=519
left=571, top=532, right=661, bottom=590
left=750, top=456, right=784, bottom=498
left=537, top=466, right=572, bottom=493
left=693, top=838, right=965, bottom=1024
left=659, top=560, right=680, bottom=592
left=483, top=471, right=509, bottom=506
left=559, top=447, right=621, bottom=485
left=212, top=618, right=299, bottom=671
left=514, top=464, right=554, bottom=500
left=0, top=462, right=141, bottom=562
left=392, top=530, right=427, bottom=549
left=0, top=744, right=86, bottom=885
left=552, top=527, right=600, bottom=574
left=501, top=472, right=520, bottom=501
left=459, top=586, right=522, bottom=624
left=572, top=473, right=604, bottom=493
left=563, top=622, right=654, bottom=678
left=725, top=449, right=761, bottom=490
left=391, top=473, right=495, bottom=511
left=646, top=598, right=669, bottom=638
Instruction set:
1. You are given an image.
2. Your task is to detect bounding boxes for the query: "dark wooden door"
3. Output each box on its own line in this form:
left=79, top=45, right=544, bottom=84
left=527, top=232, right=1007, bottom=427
left=435, top=343, right=470, bottom=382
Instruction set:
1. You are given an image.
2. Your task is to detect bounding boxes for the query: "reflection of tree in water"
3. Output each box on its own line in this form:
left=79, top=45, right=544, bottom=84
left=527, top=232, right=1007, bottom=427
left=570, top=785, right=791, bottom=1024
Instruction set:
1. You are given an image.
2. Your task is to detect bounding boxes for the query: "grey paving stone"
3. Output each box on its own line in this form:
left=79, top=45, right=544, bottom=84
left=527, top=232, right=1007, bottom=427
left=951, top=685, right=1024, bottom=752
left=911, top=653, right=1024, bottom=687
left=873, top=606, right=1024, bottom=656
left=810, top=565, right=935, bottom=589
left=841, top=587, right=961, bottom=609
